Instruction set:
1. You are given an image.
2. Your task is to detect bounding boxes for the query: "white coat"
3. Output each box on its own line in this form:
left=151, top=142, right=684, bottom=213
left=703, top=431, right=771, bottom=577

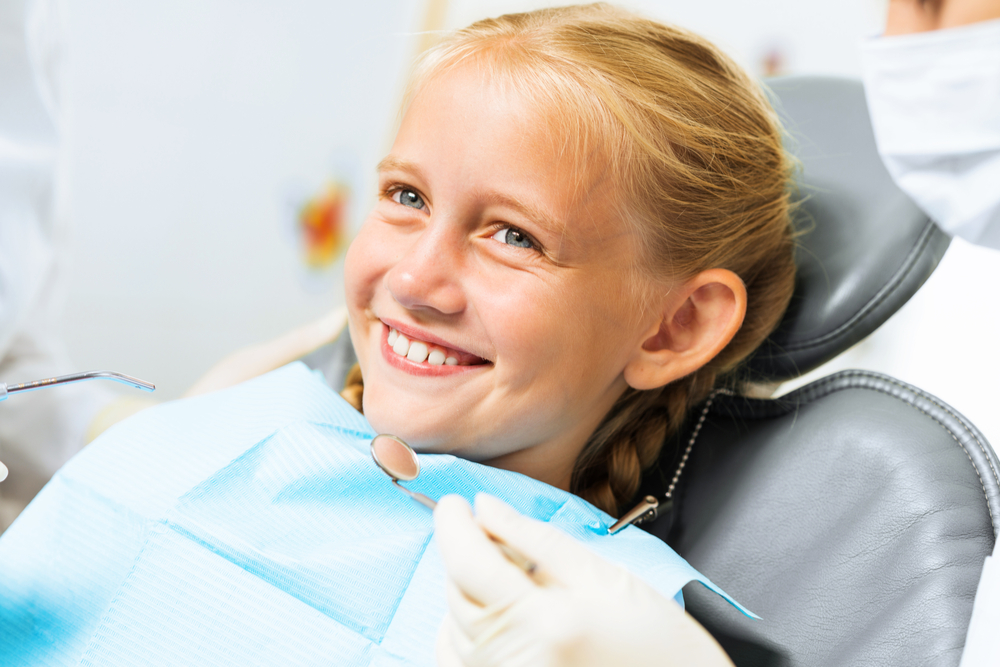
left=0, top=0, right=113, bottom=531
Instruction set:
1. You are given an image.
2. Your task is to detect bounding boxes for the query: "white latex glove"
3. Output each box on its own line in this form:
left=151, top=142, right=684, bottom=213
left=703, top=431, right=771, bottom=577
left=434, top=494, right=734, bottom=667
left=185, top=307, right=347, bottom=397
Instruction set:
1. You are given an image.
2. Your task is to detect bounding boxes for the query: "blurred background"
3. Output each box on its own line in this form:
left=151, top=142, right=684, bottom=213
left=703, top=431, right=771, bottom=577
left=59, top=0, right=889, bottom=399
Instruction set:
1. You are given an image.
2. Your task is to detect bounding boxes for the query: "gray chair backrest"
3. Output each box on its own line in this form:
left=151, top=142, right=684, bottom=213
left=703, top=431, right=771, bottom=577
left=641, top=372, right=998, bottom=666
left=746, top=76, right=951, bottom=383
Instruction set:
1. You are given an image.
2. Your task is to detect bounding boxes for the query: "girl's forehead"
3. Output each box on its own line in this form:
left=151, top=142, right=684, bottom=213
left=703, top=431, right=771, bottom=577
left=401, top=62, right=617, bottom=195
left=387, top=61, right=643, bottom=262
left=415, top=62, right=607, bottom=145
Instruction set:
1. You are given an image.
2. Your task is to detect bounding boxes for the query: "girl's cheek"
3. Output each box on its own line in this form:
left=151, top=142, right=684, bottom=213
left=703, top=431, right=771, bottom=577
left=342, top=239, right=364, bottom=302
left=344, top=220, right=387, bottom=295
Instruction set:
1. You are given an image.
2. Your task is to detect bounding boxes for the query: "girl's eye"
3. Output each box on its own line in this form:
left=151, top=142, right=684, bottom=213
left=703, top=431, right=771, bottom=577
left=392, top=189, right=425, bottom=210
left=490, top=226, right=535, bottom=249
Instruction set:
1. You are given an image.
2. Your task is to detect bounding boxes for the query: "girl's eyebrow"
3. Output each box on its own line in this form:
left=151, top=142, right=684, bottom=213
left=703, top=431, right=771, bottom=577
left=478, top=190, right=561, bottom=235
left=377, top=156, right=420, bottom=176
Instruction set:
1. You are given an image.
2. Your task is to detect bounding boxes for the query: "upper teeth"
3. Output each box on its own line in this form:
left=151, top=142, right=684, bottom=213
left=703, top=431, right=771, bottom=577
left=388, top=328, right=458, bottom=366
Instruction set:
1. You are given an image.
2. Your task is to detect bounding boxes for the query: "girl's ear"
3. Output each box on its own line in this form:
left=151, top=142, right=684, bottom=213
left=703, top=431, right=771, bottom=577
left=623, top=269, right=747, bottom=391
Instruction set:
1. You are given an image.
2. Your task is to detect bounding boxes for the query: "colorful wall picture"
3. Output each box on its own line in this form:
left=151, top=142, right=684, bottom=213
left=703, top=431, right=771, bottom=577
left=757, top=39, right=791, bottom=77
left=296, top=180, right=351, bottom=270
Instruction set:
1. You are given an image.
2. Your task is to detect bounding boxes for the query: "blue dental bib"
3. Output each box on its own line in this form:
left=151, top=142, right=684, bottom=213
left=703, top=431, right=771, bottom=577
left=0, top=363, right=747, bottom=666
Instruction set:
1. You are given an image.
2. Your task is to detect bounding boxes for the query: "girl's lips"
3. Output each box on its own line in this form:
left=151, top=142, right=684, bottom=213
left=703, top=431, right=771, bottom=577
left=379, top=318, right=487, bottom=364
left=379, top=324, right=489, bottom=377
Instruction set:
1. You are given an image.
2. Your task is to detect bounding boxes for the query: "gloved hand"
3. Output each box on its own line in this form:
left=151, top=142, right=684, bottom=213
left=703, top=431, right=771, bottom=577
left=434, top=494, right=734, bottom=667
left=185, top=306, right=347, bottom=397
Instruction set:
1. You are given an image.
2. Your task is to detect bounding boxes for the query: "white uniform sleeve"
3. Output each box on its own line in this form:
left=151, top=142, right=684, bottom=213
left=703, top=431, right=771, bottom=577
left=0, top=288, right=115, bottom=531
left=0, top=0, right=116, bottom=532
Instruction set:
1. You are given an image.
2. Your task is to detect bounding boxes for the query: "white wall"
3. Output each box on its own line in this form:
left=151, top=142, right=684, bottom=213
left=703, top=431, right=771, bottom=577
left=62, top=0, right=422, bottom=397
left=59, top=0, right=886, bottom=399
left=444, top=0, right=888, bottom=77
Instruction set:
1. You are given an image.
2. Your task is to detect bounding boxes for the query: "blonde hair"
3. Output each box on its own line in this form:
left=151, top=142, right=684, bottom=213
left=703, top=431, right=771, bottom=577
left=344, top=3, right=795, bottom=516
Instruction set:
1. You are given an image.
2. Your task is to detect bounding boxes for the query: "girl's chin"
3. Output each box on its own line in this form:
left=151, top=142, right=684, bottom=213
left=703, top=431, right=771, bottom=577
left=362, top=375, right=478, bottom=436
left=362, top=410, right=489, bottom=459
left=362, top=405, right=447, bottom=449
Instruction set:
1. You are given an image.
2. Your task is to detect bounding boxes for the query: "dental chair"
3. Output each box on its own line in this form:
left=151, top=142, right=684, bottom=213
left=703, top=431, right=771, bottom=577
left=302, top=75, right=998, bottom=667
left=635, top=77, right=999, bottom=667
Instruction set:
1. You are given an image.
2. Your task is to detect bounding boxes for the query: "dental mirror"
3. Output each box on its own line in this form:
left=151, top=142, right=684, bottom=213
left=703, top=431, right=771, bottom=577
left=371, top=434, right=420, bottom=481
left=370, top=434, right=537, bottom=574
left=370, top=434, right=436, bottom=510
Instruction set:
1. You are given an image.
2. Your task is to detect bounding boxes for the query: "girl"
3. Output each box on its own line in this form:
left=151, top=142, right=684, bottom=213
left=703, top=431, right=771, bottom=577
left=336, top=3, right=795, bottom=664
left=341, top=4, right=793, bottom=518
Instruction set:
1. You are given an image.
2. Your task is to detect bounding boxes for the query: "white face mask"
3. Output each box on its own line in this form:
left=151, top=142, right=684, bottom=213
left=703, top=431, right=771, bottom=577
left=860, top=18, right=1000, bottom=251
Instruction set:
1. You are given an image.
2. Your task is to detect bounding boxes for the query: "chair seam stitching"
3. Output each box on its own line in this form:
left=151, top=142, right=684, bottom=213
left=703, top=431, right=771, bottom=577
left=789, top=371, right=997, bottom=534
left=781, top=219, right=936, bottom=352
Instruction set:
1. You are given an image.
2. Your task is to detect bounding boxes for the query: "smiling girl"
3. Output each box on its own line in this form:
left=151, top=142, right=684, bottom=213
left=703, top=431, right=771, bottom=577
left=328, top=6, right=796, bottom=663
left=61, top=3, right=796, bottom=665
left=342, top=3, right=795, bottom=519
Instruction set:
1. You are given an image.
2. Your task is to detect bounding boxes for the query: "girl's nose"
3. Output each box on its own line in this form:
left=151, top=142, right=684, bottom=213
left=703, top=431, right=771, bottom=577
left=385, top=225, right=467, bottom=315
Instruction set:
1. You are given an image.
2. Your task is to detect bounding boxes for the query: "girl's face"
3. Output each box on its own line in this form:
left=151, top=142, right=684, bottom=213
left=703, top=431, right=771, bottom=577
left=345, top=65, right=660, bottom=489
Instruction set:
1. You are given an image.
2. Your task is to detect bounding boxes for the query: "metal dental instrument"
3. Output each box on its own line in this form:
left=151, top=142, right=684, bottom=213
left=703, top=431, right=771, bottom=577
left=0, top=370, right=155, bottom=401
left=608, top=495, right=658, bottom=535
left=607, top=388, right=732, bottom=535
left=370, top=434, right=537, bottom=575
left=370, top=434, right=438, bottom=510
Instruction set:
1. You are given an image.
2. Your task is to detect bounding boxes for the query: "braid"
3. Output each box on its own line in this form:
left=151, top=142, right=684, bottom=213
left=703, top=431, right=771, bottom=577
left=341, top=362, right=364, bottom=413
left=572, top=369, right=720, bottom=517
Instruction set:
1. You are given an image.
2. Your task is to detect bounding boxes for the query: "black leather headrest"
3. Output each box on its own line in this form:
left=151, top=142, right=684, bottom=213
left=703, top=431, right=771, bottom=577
left=745, top=76, right=951, bottom=383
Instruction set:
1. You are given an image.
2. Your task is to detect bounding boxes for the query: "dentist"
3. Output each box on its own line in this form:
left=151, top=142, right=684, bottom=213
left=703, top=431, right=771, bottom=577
left=0, top=0, right=128, bottom=530
left=861, top=0, right=1000, bottom=250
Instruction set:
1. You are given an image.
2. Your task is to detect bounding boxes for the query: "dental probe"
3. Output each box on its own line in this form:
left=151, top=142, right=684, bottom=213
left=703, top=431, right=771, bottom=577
left=371, top=434, right=538, bottom=575
left=0, top=370, right=155, bottom=401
